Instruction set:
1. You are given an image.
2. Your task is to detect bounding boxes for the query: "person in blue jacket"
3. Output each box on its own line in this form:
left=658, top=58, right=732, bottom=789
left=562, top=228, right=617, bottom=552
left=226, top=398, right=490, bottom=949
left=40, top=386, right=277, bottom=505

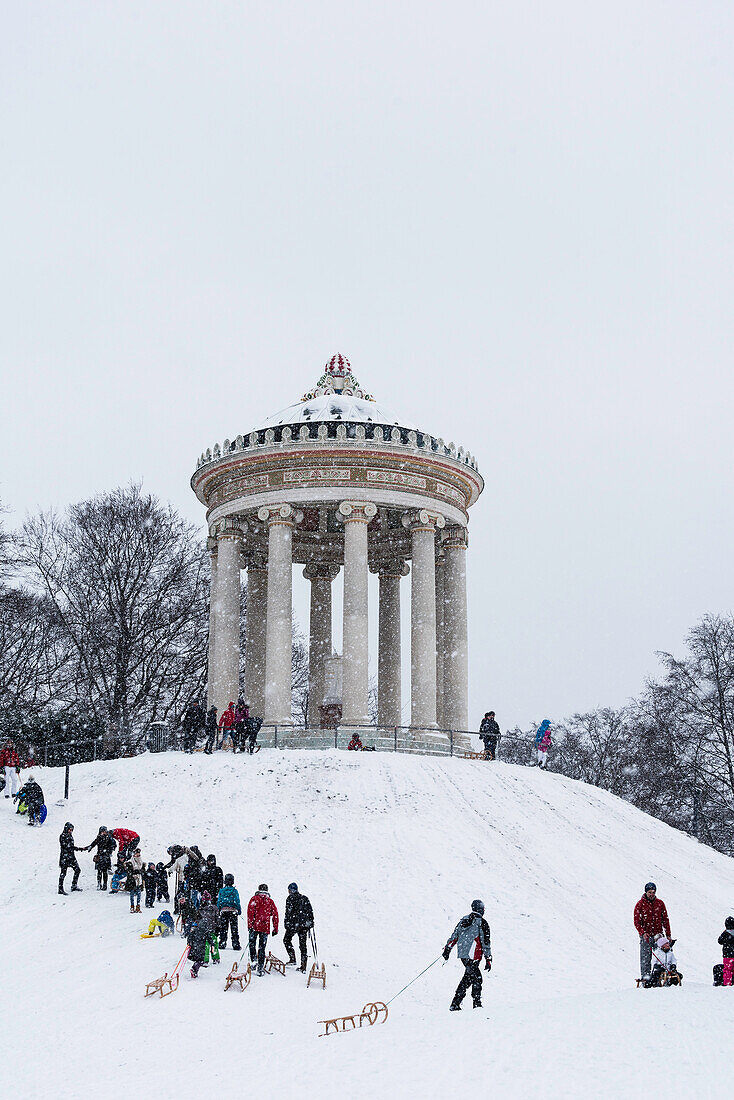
left=534, top=719, right=552, bottom=768
left=217, top=873, right=242, bottom=950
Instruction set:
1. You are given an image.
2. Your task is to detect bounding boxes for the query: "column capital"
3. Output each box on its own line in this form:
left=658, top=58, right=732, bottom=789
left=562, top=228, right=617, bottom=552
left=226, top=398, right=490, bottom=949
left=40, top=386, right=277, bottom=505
left=370, top=560, right=410, bottom=578
left=215, top=517, right=245, bottom=542
left=338, top=500, right=377, bottom=524
left=443, top=524, right=469, bottom=549
left=257, top=503, right=303, bottom=527
left=402, top=508, right=446, bottom=533
left=303, top=563, right=340, bottom=581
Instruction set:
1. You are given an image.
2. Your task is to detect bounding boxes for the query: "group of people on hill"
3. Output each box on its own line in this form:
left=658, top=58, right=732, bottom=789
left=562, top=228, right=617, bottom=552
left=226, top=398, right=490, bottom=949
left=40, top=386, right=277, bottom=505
left=632, top=881, right=734, bottom=989
left=180, top=700, right=263, bottom=755
left=57, top=826, right=315, bottom=980
left=478, top=714, right=552, bottom=768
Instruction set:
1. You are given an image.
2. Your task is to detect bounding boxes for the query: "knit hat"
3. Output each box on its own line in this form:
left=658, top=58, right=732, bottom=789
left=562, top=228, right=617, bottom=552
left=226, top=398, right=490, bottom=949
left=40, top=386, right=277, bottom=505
left=645, top=882, right=656, bottom=892
left=258, top=883, right=268, bottom=892
left=725, top=916, right=734, bottom=930
left=201, top=891, right=211, bottom=903
left=288, top=882, right=298, bottom=893
left=471, top=899, right=485, bottom=915
left=224, top=873, right=234, bottom=886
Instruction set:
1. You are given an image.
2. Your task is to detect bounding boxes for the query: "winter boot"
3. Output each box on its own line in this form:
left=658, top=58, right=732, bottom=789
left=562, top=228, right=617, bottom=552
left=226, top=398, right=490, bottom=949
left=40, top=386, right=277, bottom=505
left=58, top=887, right=67, bottom=895
left=135, top=904, right=141, bottom=913
left=449, top=1004, right=461, bottom=1011
left=71, top=886, right=83, bottom=892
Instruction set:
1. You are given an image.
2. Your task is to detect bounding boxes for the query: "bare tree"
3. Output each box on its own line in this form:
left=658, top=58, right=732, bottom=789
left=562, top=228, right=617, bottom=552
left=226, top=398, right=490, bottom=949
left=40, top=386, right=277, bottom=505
left=15, top=484, right=208, bottom=751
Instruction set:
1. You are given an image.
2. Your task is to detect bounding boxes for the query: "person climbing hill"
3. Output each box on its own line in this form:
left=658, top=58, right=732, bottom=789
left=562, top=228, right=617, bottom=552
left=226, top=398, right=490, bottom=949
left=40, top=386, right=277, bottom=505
left=443, top=899, right=492, bottom=1011
left=534, top=720, right=552, bottom=769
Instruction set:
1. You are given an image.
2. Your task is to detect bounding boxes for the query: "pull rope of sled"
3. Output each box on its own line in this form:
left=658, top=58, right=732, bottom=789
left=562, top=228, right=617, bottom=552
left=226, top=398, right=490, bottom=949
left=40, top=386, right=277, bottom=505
left=385, top=954, right=443, bottom=1007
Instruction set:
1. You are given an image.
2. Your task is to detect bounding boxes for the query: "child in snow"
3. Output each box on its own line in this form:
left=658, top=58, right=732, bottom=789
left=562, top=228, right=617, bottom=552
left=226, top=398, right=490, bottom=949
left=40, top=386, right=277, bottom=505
left=143, top=862, right=157, bottom=908
left=126, top=849, right=144, bottom=913
left=218, top=874, right=242, bottom=951
left=718, top=917, right=734, bottom=986
left=155, top=862, right=170, bottom=902
left=177, top=891, right=199, bottom=937
left=147, top=910, right=175, bottom=937
left=187, top=920, right=209, bottom=978
left=347, top=733, right=363, bottom=751
left=198, top=891, right=221, bottom=964
left=651, top=933, right=678, bottom=974
left=535, top=720, right=551, bottom=768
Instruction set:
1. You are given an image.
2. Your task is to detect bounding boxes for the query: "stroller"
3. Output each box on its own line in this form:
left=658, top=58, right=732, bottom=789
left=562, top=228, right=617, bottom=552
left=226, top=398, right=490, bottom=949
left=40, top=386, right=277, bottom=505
left=647, top=934, right=683, bottom=987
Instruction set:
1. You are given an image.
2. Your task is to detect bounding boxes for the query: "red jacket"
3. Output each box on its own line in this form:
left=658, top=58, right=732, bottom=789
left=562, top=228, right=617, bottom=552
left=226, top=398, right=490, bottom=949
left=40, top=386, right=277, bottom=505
left=219, top=705, right=236, bottom=730
left=247, top=891, right=279, bottom=935
left=634, top=895, right=671, bottom=938
left=0, top=747, right=20, bottom=768
left=112, top=828, right=140, bottom=851
left=347, top=737, right=362, bottom=751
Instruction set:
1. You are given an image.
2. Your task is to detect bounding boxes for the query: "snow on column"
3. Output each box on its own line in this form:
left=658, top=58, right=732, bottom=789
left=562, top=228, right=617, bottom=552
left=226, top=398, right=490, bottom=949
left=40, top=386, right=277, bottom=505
left=259, top=504, right=296, bottom=728
left=340, top=500, right=376, bottom=726
left=405, top=510, right=445, bottom=731
left=245, top=559, right=268, bottom=719
left=213, top=521, right=242, bottom=717
left=443, top=525, right=469, bottom=733
left=435, top=550, right=445, bottom=729
left=206, top=535, right=218, bottom=710
left=304, top=562, right=339, bottom=728
left=375, top=561, right=408, bottom=729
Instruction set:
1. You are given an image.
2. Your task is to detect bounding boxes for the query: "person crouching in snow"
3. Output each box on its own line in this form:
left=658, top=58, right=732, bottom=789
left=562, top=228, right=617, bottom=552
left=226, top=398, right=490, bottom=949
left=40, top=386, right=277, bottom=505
left=718, top=917, right=734, bottom=986
left=147, top=910, right=175, bottom=937
left=534, top=719, right=551, bottom=768
left=443, top=899, right=492, bottom=1011
left=15, top=775, right=44, bottom=825
left=187, top=920, right=209, bottom=978
left=347, top=733, right=363, bottom=751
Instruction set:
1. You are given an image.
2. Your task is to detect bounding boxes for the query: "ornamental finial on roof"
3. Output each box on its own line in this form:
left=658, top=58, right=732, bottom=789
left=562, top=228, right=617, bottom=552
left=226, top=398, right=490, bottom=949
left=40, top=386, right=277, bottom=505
left=301, top=355, right=375, bottom=403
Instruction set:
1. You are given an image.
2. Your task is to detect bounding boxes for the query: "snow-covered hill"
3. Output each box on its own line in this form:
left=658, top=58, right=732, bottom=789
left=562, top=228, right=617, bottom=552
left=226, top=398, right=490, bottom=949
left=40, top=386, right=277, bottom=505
left=2, top=751, right=733, bottom=1099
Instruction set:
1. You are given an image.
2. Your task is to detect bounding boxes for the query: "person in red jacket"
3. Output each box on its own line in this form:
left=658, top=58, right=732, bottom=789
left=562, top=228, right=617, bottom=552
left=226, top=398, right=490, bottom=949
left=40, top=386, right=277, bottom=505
left=247, top=883, right=279, bottom=976
left=112, top=827, right=141, bottom=860
left=218, top=703, right=236, bottom=751
left=1, top=739, right=21, bottom=798
left=634, top=882, right=672, bottom=983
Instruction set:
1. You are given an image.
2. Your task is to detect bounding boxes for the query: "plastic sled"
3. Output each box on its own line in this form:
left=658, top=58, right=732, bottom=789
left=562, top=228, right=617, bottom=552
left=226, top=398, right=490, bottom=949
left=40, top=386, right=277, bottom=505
left=39, top=804, right=47, bottom=824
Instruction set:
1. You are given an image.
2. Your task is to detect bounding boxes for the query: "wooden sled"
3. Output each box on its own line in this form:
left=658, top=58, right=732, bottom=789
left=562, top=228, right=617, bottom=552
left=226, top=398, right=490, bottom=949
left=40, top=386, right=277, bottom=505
left=224, top=960, right=252, bottom=991
left=635, top=971, right=683, bottom=989
left=318, top=1001, right=388, bottom=1038
left=263, top=952, right=287, bottom=976
left=307, top=962, right=327, bottom=989
left=144, top=946, right=190, bottom=998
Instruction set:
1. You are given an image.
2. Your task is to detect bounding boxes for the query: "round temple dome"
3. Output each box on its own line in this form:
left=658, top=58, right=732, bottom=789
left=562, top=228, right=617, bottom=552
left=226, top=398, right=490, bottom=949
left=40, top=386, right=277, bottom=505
left=253, top=354, right=416, bottom=432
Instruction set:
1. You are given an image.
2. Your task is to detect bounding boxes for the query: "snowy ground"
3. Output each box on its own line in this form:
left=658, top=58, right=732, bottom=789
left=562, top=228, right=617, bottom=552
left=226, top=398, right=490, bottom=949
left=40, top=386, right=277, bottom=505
left=2, top=750, right=733, bottom=1099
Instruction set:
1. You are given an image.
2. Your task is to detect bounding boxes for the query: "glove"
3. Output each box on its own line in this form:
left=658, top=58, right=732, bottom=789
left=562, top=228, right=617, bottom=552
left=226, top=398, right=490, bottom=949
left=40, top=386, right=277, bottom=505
left=442, top=946, right=451, bottom=961
left=485, top=958, right=492, bottom=971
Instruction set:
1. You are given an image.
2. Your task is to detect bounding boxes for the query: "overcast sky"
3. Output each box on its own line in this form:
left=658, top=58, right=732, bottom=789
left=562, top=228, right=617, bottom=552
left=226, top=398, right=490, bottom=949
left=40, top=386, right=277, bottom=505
left=3, top=2, right=733, bottom=730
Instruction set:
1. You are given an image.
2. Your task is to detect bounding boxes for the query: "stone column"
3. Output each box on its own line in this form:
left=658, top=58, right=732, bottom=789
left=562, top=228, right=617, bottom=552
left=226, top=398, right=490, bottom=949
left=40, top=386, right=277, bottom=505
left=206, top=535, right=218, bottom=710
left=373, top=561, right=408, bottom=729
left=304, top=563, right=339, bottom=727
left=258, top=504, right=297, bottom=727
left=404, top=509, right=445, bottom=730
left=212, top=520, right=242, bottom=717
left=245, top=558, right=268, bottom=718
left=339, top=500, right=376, bottom=726
left=443, top=525, right=469, bottom=733
left=435, top=550, right=445, bottom=730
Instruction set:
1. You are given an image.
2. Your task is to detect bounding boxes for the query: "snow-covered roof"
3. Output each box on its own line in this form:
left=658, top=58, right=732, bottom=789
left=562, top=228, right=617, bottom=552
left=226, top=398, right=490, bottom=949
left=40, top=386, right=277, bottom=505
left=251, top=355, right=418, bottom=432
left=257, top=392, right=417, bottom=430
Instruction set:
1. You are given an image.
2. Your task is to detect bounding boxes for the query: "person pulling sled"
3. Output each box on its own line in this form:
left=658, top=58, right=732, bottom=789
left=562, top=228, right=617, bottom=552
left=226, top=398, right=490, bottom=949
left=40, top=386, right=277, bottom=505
left=443, top=899, right=492, bottom=1010
left=634, top=882, right=673, bottom=986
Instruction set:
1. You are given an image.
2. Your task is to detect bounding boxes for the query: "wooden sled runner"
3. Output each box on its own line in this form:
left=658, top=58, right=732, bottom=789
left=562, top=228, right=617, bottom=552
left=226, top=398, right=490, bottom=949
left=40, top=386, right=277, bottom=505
left=144, top=946, right=190, bottom=998
left=224, top=960, right=252, bottom=991
left=307, top=962, right=327, bottom=989
left=318, top=1001, right=388, bottom=1037
left=263, top=952, right=287, bottom=976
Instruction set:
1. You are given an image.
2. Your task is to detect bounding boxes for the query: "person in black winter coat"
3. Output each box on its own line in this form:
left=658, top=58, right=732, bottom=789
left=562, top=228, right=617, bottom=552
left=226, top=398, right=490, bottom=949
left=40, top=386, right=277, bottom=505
left=283, top=882, right=314, bottom=971
left=182, top=701, right=205, bottom=754
left=155, top=862, right=170, bottom=902
left=479, top=712, right=500, bottom=760
left=143, top=863, right=158, bottom=908
left=187, top=921, right=209, bottom=977
left=200, top=854, right=223, bottom=902
left=183, top=846, right=205, bottom=903
left=83, top=826, right=117, bottom=890
left=204, top=706, right=218, bottom=754
left=718, top=916, right=734, bottom=986
left=58, top=823, right=83, bottom=894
